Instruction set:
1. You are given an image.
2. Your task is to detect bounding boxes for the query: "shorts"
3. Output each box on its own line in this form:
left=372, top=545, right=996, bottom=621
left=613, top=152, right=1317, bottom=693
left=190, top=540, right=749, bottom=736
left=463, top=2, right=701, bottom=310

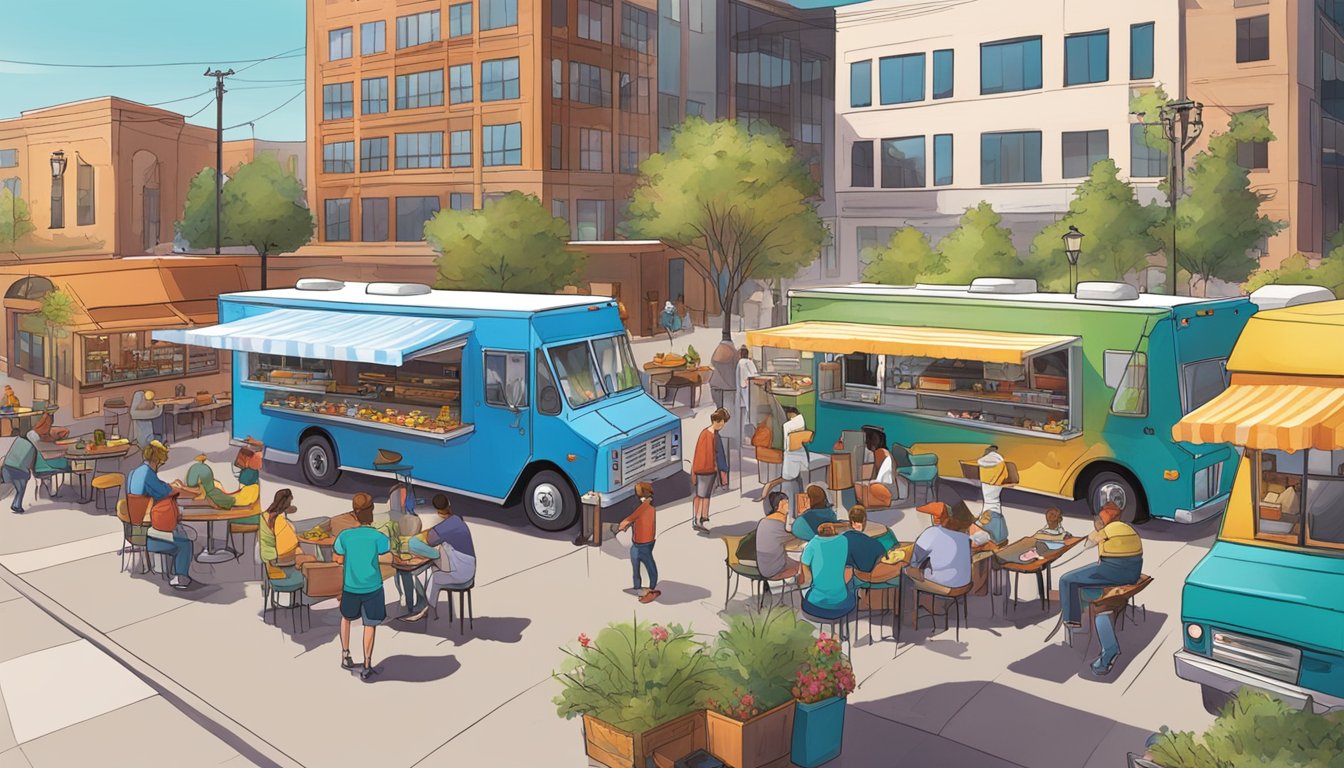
left=693, top=473, right=717, bottom=499
left=339, top=589, right=386, bottom=625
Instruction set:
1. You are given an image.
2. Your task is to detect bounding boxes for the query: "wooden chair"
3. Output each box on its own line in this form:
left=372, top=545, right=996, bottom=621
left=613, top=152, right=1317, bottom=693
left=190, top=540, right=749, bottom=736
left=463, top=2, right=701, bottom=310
left=92, top=472, right=124, bottom=513
left=1068, top=575, right=1154, bottom=654
left=912, top=580, right=973, bottom=643
left=299, top=562, right=345, bottom=633
left=116, top=499, right=149, bottom=574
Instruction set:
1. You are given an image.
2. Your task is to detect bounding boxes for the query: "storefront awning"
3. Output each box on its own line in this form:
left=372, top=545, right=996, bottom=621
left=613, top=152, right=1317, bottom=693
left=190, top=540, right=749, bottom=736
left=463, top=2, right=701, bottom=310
left=153, top=309, right=473, bottom=366
left=745, top=321, right=1078, bottom=365
left=1172, top=377, right=1344, bottom=452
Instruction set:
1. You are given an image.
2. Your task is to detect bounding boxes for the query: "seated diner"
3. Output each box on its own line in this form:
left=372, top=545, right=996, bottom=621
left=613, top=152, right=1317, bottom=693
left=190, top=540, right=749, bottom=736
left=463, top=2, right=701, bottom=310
left=800, top=522, right=856, bottom=627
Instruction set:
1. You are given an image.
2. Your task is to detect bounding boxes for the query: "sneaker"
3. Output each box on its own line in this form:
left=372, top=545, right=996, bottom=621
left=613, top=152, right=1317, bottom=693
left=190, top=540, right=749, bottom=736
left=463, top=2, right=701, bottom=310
left=359, top=665, right=377, bottom=680
left=10, top=508, right=21, bottom=515
left=401, top=607, right=430, bottom=623
left=639, top=590, right=661, bottom=604
left=169, top=576, right=192, bottom=590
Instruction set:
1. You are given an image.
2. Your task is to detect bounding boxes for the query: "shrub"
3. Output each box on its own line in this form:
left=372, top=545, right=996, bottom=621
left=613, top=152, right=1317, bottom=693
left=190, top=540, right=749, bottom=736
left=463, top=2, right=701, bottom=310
left=792, top=632, right=856, bottom=705
left=705, top=607, right=817, bottom=720
left=1150, top=690, right=1344, bottom=767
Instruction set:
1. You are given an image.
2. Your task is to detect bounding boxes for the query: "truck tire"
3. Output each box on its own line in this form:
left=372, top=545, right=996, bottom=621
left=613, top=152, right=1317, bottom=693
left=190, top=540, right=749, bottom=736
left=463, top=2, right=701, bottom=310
left=1201, top=685, right=1234, bottom=716
left=1088, top=470, right=1146, bottom=523
left=299, top=435, right=341, bottom=487
left=524, top=470, right=578, bottom=531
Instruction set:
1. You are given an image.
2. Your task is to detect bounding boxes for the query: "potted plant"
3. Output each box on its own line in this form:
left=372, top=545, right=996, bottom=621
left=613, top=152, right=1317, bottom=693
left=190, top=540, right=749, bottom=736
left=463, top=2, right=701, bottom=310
left=704, top=607, right=815, bottom=768
left=554, top=620, right=717, bottom=768
left=1143, top=689, right=1344, bottom=767
left=790, top=631, right=856, bottom=767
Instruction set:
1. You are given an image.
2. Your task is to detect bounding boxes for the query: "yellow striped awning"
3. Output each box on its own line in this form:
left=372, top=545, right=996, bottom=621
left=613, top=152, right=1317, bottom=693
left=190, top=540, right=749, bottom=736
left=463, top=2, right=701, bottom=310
left=745, top=321, right=1077, bottom=365
left=1172, top=376, right=1344, bottom=451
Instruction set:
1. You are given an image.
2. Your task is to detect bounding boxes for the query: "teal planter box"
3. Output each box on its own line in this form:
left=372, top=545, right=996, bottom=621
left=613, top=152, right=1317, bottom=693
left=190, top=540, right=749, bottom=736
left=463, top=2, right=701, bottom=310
left=791, top=696, right=846, bottom=767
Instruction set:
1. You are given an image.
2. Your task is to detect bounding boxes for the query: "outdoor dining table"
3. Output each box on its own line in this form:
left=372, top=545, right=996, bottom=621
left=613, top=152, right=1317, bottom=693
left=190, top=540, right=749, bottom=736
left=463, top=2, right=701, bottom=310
left=993, top=535, right=1086, bottom=614
left=179, top=499, right=262, bottom=564
left=390, top=554, right=436, bottom=618
left=60, top=439, right=133, bottom=502
left=784, top=519, right=888, bottom=552
left=0, top=405, right=58, bottom=438
left=160, top=398, right=232, bottom=442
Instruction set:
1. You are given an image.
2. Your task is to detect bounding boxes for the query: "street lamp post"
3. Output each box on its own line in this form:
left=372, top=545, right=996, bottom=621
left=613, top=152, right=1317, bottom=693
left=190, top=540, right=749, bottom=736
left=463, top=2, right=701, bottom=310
left=1158, top=100, right=1204, bottom=295
left=1062, top=225, right=1084, bottom=293
left=49, top=151, right=67, bottom=179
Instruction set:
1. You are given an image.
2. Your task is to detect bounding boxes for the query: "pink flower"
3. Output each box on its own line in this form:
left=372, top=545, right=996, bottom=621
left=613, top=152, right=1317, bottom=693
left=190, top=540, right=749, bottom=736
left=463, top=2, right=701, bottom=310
left=741, top=694, right=755, bottom=707
left=578, top=633, right=591, bottom=648
left=649, top=625, right=670, bottom=642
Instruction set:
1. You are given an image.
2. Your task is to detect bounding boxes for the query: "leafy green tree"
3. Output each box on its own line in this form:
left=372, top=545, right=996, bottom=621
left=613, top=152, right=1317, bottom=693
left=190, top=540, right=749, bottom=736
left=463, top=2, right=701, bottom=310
left=861, top=226, right=946, bottom=284
left=0, top=189, right=36, bottom=246
left=936, top=202, right=1035, bottom=283
left=38, top=289, right=76, bottom=381
left=1244, top=250, right=1344, bottom=297
left=177, top=169, right=220, bottom=250
left=626, top=118, right=829, bottom=340
left=426, top=192, right=579, bottom=293
left=1031, top=160, right=1159, bottom=290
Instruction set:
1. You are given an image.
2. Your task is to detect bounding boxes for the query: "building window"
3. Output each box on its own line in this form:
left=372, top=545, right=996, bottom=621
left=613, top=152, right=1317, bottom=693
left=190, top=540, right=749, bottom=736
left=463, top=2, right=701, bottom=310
left=481, top=0, right=518, bottom=30
left=450, top=130, right=472, bottom=167
left=483, top=123, right=523, bottom=166
left=660, top=0, right=679, bottom=22
left=0, top=149, right=16, bottom=168
left=1237, top=108, right=1270, bottom=170
left=570, top=62, right=612, bottom=106
left=850, top=60, right=871, bottom=108
left=322, top=82, right=353, bottom=120
left=981, top=36, right=1042, bottom=95
left=2, top=178, right=18, bottom=197
left=619, top=73, right=650, bottom=113
left=16, top=329, right=45, bottom=377
left=1130, top=123, right=1168, bottom=177
left=362, top=198, right=389, bottom=241
left=933, top=133, right=953, bottom=186
left=330, top=27, right=353, bottom=61
left=76, top=159, right=95, bottom=225
left=551, top=123, right=564, bottom=169
left=621, top=4, right=652, bottom=52
left=579, top=0, right=612, bottom=42
left=1065, top=30, right=1109, bottom=86
left=850, top=140, right=873, bottom=187
left=361, top=77, right=388, bottom=114
left=360, top=21, right=385, bottom=55
left=880, top=136, right=926, bottom=188
left=361, top=137, right=389, bottom=172
left=1130, top=22, right=1155, bottom=79
left=450, top=192, right=473, bottom=211
left=50, top=174, right=63, bottom=229
left=1062, top=129, right=1109, bottom=178
left=552, top=59, right=563, bottom=99
left=553, top=0, right=568, bottom=26
left=449, top=3, right=473, bottom=37
left=689, top=0, right=703, bottom=31
left=323, top=141, right=355, bottom=173
left=1236, top=15, right=1269, bottom=63
left=482, top=58, right=520, bottom=101
left=396, top=10, right=441, bottom=48
left=395, top=132, right=444, bottom=169
left=576, top=199, right=609, bottom=240
left=552, top=198, right=569, bottom=223
left=450, top=64, right=473, bottom=103
left=980, top=131, right=1042, bottom=184
left=579, top=128, right=610, bottom=171
left=396, top=196, right=440, bottom=241
left=396, top=69, right=444, bottom=110
left=620, top=135, right=648, bottom=174
left=324, top=198, right=351, bottom=241
left=932, top=49, right=953, bottom=99
left=878, top=53, right=925, bottom=105
left=483, top=192, right=508, bottom=207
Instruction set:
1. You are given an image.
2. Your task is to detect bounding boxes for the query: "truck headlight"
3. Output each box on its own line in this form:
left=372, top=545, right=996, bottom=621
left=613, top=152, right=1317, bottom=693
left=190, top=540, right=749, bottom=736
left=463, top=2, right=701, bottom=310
left=1187, top=623, right=1203, bottom=641
left=611, top=449, right=621, bottom=486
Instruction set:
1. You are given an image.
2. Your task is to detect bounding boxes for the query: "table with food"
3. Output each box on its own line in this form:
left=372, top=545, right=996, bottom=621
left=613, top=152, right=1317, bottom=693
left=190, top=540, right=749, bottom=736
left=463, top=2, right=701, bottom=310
left=993, top=535, right=1085, bottom=613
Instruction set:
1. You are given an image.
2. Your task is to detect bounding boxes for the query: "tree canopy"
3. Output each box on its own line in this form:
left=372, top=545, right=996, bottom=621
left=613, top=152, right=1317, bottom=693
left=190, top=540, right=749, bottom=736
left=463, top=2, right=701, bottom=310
left=426, top=192, right=579, bottom=293
left=1244, top=250, right=1344, bottom=298
left=936, top=202, right=1034, bottom=283
left=1031, top=160, right=1159, bottom=289
left=861, top=226, right=945, bottom=284
left=0, top=188, right=35, bottom=245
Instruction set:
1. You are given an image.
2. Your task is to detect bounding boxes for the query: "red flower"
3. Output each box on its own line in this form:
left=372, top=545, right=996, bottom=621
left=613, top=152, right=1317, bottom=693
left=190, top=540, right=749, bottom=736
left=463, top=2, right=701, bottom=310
left=578, top=633, right=591, bottom=648
left=649, top=625, right=670, bottom=642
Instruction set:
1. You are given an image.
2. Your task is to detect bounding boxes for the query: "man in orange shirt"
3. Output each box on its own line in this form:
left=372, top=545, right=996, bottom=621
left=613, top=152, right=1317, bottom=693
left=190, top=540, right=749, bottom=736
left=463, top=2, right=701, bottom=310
left=690, top=408, right=731, bottom=532
left=617, top=481, right=660, bottom=603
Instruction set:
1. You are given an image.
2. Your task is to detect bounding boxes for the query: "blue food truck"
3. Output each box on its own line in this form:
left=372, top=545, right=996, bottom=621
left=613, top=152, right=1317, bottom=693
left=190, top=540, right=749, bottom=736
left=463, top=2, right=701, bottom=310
left=156, top=279, right=682, bottom=530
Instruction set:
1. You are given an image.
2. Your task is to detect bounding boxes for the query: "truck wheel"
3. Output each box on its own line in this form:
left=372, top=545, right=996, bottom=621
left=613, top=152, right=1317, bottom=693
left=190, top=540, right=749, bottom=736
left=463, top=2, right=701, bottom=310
left=524, top=470, right=578, bottom=531
left=1088, top=470, right=1146, bottom=523
left=299, top=435, right=340, bottom=487
left=1201, top=685, right=1234, bottom=716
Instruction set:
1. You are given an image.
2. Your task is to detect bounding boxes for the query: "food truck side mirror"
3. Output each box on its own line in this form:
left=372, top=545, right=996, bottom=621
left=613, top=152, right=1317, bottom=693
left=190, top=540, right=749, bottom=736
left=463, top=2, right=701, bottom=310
left=505, top=379, right=526, bottom=412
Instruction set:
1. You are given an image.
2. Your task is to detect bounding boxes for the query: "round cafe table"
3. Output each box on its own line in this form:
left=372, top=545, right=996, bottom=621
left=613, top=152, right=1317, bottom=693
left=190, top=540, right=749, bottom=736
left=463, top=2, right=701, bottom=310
left=179, top=501, right=262, bottom=564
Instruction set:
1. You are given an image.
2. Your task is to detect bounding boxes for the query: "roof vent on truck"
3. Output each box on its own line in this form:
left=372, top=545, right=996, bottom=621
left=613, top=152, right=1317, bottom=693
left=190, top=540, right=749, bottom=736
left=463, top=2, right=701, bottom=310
left=295, top=278, right=345, bottom=291
left=1075, top=282, right=1140, bottom=301
left=914, top=283, right=970, bottom=291
left=366, top=282, right=433, bottom=297
left=968, top=278, right=1037, bottom=294
left=1248, top=284, right=1337, bottom=311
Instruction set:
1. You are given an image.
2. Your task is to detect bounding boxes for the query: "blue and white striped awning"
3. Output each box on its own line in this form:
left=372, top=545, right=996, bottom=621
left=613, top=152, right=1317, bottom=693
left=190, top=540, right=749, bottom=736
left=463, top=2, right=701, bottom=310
left=153, top=309, right=473, bottom=366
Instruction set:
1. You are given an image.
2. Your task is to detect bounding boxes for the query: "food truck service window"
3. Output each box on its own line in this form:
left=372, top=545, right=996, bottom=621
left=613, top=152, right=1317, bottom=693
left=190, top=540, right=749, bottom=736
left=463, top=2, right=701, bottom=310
left=1254, top=449, right=1344, bottom=550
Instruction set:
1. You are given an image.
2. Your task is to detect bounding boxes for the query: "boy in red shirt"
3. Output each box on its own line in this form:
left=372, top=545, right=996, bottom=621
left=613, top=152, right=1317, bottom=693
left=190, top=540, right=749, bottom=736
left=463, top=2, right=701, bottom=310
left=617, top=481, right=660, bottom=603
left=690, top=408, right=730, bottom=532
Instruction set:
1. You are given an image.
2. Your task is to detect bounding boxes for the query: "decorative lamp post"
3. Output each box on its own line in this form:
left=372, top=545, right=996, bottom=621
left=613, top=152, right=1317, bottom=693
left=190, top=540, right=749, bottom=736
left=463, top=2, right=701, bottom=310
left=50, top=151, right=67, bottom=179
left=1062, top=225, right=1084, bottom=293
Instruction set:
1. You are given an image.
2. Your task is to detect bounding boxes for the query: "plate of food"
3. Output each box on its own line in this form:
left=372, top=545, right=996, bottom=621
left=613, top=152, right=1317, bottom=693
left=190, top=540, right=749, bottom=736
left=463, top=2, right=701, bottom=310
left=880, top=548, right=906, bottom=565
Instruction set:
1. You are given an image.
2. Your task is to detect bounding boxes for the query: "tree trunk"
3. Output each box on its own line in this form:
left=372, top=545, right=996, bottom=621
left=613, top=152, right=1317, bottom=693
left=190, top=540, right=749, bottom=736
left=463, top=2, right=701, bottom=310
left=720, top=287, right=734, bottom=342
left=260, top=249, right=268, bottom=290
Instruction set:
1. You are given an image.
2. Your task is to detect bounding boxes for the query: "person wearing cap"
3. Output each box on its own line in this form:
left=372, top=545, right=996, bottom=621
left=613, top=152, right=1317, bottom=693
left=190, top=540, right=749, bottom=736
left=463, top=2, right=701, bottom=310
left=401, top=494, right=477, bottom=623
left=334, top=492, right=390, bottom=680
left=617, top=481, right=660, bottom=603
left=792, top=485, right=838, bottom=542
left=690, top=408, right=731, bottom=532
left=1058, top=502, right=1143, bottom=675
left=130, top=440, right=194, bottom=589
left=904, top=501, right=975, bottom=601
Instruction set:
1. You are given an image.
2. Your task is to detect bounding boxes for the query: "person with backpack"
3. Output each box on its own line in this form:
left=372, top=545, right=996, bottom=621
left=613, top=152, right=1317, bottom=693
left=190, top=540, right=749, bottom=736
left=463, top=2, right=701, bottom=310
left=129, top=440, right=193, bottom=589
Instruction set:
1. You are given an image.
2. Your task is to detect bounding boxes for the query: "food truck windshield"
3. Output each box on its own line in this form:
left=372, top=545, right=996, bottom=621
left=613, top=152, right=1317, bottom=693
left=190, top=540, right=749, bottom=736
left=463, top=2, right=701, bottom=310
left=550, top=335, right=641, bottom=409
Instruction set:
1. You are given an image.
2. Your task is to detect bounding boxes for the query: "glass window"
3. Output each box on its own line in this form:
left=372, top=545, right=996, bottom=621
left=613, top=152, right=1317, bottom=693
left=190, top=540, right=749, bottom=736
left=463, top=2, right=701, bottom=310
left=1110, top=351, right=1148, bottom=416
left=360, top=137, right=388, bottom=172
left=322, top=82, right=353, bottom=120
left=933, top=133, right=953, bottom=186
left=361, top=198, right=388, bottom=242
left=932, top=49, right=953, bottom=99
left=0, top=149, right=17, bottom=168
left=980, top=131, right=1041, bottom=184
left=360, top=21, right=385, bottom=55
left=482, top=123, right=523, bottom=166
left=553, top=59, right=563, bottom=99
left=1062, top=129, right=1109, bottom=178
left=76, top=160, right=95, bottom=225
left=330, top=27, right=353, bottom=60
left=552, top=198, right=569, bottom=223
left=570, top=62, right=612, bottom=106
left=879, top=53, right=925, bottom=105
left=16, top=329, right=45, bottom=376
left=1130, top=123, right=1168, bottom=177
left=549, top=341, right=604, bottom=407
left=396, top=70, right=444, bottom=109
left=981, top=36, right=1042, bottom=95
left=842, top=353, right=880, bottom=388
left=850, top=60, right=872, bottom=108
left=851, top=141, right=874, bottom=187
left=323, top=141, right=355, bottom=174
left=450, top=64, right=473, bottom=103
left=536, top=350, right=564, bottom=415
left=324, top=198, right=351, bottom=241
left=81, top=334, right=109, bottom=384
left=593, top=336, right=640, bottom=394
left=1306, top=469, right=1344, bottom=549
left=481, top=0, right=518, bottom=30
left=1236, top=15, right=1269, bottom=63
left=1130, top=22, right=1154, bottom=79
left=396, top=10, right=441, bottom=48
left=1257, top=449, right=1304, bottom=543
left=579, top=0, right=612, bottom=42
left=484, top=351, right=528, bottom=407
left=361, top=77, right=388, bottom=114
left=395, top=132, right=444, bottom=169
left=580, top=128, right=609, bottom=171
left=481, top=57, right=520, bottom=101
left=553, top=0, right=568, bottom=26
left=1064, top=30, right=1109, bottom=86
left=619, top=73, right=650, bottom=113
left=450, top=192, right=473, bottom=211
left=1182, top=358, right=1228, bottom=414
left=450, top=130, right=472, bottom=168
left=1, top=178, right=18, bottom=197
left=396, top=196, right=440, bottom=241
left=621, top=4, right=652, bottom=52
left=1237, top=108, right=1270, bottom=170
left=881, top=136, right=925, bottom=188
left=551, top=123, right=564, bottom=169
left=575, top=199, right=608, bottom=240
left=620, top=135, right=648, bottom=174
left=449, top=3, right=473, bottom=37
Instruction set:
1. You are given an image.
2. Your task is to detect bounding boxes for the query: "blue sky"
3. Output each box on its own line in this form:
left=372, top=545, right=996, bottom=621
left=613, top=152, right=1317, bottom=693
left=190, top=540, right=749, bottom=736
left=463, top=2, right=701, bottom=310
left=0, top=0, right=308, bottom=141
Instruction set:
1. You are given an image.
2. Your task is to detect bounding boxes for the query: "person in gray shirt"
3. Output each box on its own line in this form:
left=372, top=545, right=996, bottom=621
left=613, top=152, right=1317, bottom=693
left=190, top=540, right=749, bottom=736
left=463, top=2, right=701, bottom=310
left=755, top=491, right=800, bottom=580
left=3, top=434, right=37, bottom=514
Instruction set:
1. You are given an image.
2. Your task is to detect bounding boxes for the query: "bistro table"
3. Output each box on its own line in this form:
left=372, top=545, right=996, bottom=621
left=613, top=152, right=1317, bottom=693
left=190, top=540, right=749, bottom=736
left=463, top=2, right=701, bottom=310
left=61, top=439, right=133, bottom=502
left=0, top=405, right=58, bottom=438
left=180, top=499, right=262, bottom=564
left=993, top=535, right=1085, bottom=614
left=855, top=542, right=915, bottom=644
left=159, top=398, right=232, bottom=442
left=390, top=554, right=435, bottom=618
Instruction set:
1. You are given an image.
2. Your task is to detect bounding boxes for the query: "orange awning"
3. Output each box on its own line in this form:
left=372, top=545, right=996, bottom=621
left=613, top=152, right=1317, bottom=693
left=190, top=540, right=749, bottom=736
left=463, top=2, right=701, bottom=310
left=1172, top=377, right=1344, bottom=451
left=746, top=321, right=1076, bottom=365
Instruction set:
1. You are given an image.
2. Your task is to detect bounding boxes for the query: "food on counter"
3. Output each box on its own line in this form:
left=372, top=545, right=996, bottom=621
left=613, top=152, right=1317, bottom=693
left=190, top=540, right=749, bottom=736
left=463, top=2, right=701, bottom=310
left=918, top=376, right=956, bottom=391
left=652, top=353, right=687, bottom=367
left=263, top=395, right=462, bottom=433
left=300, top=525, right=329, bottom=541
left=776, top=374, right=814, bottom=390
left=1042, top=420, right=1068, bottom=434
left=685, top=344, right=701, bottom=367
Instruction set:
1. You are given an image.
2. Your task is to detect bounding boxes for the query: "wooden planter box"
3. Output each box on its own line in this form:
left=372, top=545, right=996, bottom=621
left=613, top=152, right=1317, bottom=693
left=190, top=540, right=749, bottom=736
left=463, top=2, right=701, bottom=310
left=706, top=700, right=795, bottom=768
left=582, top=711, right=707, bottom=768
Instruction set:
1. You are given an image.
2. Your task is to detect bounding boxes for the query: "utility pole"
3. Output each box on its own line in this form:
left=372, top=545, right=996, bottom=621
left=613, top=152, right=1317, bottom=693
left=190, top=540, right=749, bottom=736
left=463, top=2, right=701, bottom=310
left=204, top=68, right=234, bottom=255
left=1159, top=99, right=1204, bottom=296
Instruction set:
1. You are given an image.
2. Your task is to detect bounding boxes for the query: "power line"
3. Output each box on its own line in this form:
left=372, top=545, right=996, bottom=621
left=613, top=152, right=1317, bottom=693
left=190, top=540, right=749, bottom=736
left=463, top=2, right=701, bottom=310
left=0, top=48, right=303, bottom=70
left=223, top=87, right=304, bottom=131
left=185, top=97, right=216, bottom=119
left=232, top=77, right=305, bottom=83
left=232, top=83, right=308, bottom=91
left=145, top=88, right=215, bottom=107
left=232, top=47, right=306, bottom=74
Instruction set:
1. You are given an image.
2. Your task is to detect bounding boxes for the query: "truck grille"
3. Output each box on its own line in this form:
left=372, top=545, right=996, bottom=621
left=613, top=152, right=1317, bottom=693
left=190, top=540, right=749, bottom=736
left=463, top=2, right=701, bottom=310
left=620, top=434, right=671, bottom=480
left=1211, top=630, right=1301, bottom=684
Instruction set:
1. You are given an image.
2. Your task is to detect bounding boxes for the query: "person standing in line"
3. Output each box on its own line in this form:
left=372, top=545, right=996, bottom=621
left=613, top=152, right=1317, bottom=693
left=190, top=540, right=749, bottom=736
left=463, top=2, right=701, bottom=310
left=735, top=346, right=759, bottom=426
left=334, top=492, right=390, bottom=680
left=709, top=340, right=738, bottom=410
left=690, top=408, right=730, bottom=532
left=2, top=432, right=37, bottom=514
left=617, top=481, right=660, bottom=603
left=976, top=445, right=1010, bottom=545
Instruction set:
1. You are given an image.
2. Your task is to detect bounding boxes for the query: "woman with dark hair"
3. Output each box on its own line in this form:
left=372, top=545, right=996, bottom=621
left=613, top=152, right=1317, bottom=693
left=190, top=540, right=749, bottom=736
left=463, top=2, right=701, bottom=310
left=258, top=489, right=315, bottom=590
left=855, top=429, right=899, bottom=509
left=755, top=491, right=799, bottom=580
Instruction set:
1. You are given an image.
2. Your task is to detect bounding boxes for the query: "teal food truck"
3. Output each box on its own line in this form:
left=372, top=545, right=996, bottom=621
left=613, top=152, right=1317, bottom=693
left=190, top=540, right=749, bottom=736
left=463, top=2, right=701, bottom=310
left=156, top=279, right=681, bottom=530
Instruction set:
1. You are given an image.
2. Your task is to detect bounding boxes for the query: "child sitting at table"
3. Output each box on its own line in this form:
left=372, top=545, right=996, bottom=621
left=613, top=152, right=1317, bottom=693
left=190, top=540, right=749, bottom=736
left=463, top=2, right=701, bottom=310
left=1036, top=507, right=1070, bottom=542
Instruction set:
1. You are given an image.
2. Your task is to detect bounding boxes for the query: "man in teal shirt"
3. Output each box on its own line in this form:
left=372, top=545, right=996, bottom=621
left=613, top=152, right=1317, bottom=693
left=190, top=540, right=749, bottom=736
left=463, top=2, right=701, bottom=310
left=800, top=522, right=856, bottom=632
left=334, top=492, right=389, bottom=680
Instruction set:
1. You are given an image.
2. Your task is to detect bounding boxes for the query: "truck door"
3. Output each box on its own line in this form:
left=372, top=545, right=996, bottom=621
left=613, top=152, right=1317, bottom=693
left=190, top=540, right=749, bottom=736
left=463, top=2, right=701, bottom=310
left=474, top=349, right=531, bottom=499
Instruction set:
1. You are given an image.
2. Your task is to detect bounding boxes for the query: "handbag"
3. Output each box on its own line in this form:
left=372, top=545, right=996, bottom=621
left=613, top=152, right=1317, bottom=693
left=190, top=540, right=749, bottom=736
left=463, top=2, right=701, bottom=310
left=127, top=493, right=152, bottom=527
